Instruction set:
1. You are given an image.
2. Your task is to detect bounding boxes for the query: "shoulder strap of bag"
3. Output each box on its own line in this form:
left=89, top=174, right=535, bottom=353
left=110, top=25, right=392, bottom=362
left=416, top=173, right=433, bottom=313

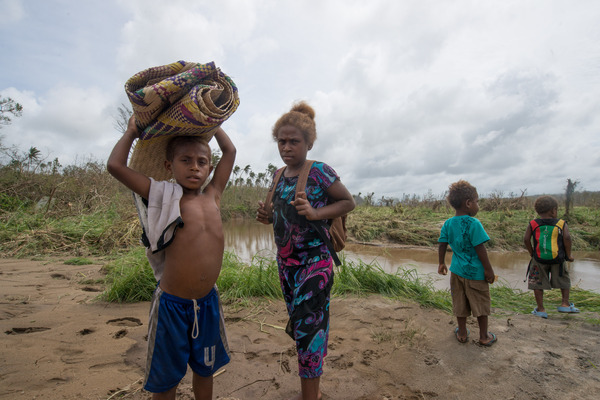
left=264, top=167, right=286, bottom=215
left=295, top=160, right=315, bottom=198
left=296, top=160, right=342, bottom=266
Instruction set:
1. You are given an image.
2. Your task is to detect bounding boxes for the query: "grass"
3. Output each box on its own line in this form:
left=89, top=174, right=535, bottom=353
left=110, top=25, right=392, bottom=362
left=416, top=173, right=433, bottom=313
left=64, top=257, right=94, bottom=265
left=0, top=195, right=140, bottom=258
left=347, top=204, right=600, bottom=251
left=100, top=247, right=156, bottom=303
left=98, top=248, right=600, bottom=325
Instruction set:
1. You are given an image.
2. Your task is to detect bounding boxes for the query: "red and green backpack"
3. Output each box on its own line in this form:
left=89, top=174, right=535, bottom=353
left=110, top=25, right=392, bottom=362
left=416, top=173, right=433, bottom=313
left=530, top=218, right=566, bottom=264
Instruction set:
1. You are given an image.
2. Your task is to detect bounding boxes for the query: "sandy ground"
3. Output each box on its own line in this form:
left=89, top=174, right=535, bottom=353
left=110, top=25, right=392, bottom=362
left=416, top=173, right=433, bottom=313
left=1, top=258, right=600, bottom=400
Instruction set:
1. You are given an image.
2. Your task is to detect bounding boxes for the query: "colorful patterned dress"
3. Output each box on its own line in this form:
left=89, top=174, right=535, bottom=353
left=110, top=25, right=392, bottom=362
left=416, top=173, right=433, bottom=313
left=271, top=161, right=338, bottom=378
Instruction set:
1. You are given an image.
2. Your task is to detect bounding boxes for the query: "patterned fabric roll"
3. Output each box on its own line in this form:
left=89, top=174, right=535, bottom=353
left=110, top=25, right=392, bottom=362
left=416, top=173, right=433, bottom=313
left=125, top=60, right=239, bottom=181
left=125, top=60, right=240, bottom=141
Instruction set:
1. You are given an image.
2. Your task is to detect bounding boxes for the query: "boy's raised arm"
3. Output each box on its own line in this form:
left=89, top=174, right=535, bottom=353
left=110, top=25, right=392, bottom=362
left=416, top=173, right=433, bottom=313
left=107, top=116, right=151, bottom=199
left=208, top=126, right=236, bottom=195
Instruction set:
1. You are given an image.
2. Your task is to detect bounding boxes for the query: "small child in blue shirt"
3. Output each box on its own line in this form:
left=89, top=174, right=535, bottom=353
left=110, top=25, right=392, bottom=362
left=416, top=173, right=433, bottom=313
left=438, top=180, right=497, bottom=346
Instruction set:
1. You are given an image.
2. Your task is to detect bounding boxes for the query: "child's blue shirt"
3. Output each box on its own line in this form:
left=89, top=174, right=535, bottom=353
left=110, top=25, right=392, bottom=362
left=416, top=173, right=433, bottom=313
left=438, top=215, right=490, bottom=280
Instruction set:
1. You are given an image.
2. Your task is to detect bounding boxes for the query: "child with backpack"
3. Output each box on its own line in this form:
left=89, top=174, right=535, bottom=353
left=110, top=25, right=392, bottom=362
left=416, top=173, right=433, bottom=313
left=256, top=101, right=355, bottom=400
left=524, top=195, right=578, bottom=318
left=438, top=180, right=497, bottom=346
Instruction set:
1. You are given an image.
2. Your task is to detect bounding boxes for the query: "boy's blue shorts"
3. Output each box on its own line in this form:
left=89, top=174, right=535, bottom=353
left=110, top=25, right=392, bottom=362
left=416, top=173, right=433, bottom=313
left=143, top=285, right=230, bottom=393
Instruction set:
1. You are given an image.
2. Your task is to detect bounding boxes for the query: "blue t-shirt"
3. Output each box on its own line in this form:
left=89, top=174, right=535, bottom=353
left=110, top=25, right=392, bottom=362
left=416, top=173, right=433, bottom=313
left=438, top=215, right=490, bottom=280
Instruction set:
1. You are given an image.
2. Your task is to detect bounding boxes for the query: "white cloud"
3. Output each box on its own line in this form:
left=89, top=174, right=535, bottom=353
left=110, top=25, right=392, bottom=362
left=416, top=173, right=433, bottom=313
left=0, top=0, right=24, bottom=25
left=2, top=0, right=600, bottom=198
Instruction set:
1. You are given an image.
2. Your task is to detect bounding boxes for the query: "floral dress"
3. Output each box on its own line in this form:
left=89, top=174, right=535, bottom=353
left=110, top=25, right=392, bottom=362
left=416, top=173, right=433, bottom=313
left=271, top=161, right=338, bottom=378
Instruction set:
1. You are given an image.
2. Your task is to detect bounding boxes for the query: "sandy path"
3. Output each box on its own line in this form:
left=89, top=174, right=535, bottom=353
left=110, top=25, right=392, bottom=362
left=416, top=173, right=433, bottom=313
left=1, top=258, right=599, bottom=399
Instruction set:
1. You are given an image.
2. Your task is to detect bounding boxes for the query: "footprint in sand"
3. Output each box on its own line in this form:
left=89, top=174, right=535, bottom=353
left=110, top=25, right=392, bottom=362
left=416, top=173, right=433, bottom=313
left=328, top=355, right=354, bottom=370
left=5, top=327, right=51, bottom=335
left=80, top=286, right=102, bottom=292
left=59, top=347, right=85, bottom=364
left=113, top=329, right=128, bottom=339
left=279, top=358, right=291, bottom=373
left=361, top=349, right=378, bottom=366
left=424, top=354, right=440, bottom=365
left=106, top=317, right=142, bottom=327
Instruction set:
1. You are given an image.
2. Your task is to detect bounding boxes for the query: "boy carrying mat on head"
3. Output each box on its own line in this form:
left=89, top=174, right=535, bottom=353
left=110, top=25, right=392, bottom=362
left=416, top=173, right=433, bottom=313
left=107, top=116, right=236, bottom=400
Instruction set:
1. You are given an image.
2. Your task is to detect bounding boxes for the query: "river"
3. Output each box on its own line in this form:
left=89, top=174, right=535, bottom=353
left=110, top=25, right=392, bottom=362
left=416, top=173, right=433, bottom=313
left=224, top=219, right=600, bottom=293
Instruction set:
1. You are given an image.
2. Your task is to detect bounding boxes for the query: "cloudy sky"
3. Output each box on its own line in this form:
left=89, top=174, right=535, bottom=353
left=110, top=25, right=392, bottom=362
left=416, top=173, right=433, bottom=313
left=1, top=0, right=599, bottom=199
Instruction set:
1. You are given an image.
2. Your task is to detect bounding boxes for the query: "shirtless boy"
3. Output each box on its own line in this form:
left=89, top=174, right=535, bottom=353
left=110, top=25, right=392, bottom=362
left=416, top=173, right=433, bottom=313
left=107, top=115, right=236, bottom=399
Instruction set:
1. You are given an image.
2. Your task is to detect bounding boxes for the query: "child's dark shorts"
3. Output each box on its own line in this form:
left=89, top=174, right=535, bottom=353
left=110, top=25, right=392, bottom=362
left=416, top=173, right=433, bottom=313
left=527, top=258, right=571, bottom=290
left=450, top=272, right=491, bottom=318
left=143, top=285, right=230, bottom=393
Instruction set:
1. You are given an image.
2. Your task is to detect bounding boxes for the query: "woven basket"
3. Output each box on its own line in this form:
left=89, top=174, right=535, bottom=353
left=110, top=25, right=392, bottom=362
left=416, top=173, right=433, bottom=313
left=128, top=136, right=174, bottom=182
left=125, top=60, right=239, bottom=179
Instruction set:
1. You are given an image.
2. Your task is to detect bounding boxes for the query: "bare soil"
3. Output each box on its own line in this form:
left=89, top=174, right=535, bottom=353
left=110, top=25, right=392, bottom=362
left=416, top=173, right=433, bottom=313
left=1, top=258, right=599, bottom=399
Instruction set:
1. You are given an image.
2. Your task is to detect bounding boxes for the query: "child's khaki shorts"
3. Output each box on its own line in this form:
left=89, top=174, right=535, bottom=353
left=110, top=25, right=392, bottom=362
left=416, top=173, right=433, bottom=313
left=450, top=273, right=491, bottom=318
left=527, top=258, right=571, bottom=290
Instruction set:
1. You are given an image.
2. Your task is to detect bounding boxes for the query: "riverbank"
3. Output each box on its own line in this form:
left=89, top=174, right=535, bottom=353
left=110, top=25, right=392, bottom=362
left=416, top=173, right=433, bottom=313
left=2, top=257, right=600, bottom=400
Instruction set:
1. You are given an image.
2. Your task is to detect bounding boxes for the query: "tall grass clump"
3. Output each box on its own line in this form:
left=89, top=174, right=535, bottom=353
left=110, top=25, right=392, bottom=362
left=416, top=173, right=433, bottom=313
left=100, top=250, right=454, bottom=312
left=333, top=258, right=452, bottom=312
left=217, top=252, right=282, bottom=300
left=98, top=249, right=600, bottom=325
left=101, top=247, right=155, bottom=303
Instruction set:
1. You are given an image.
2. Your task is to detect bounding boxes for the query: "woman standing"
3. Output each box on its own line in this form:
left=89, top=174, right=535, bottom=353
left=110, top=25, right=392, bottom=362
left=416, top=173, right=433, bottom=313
left=257, top=102, right=355, bottom=400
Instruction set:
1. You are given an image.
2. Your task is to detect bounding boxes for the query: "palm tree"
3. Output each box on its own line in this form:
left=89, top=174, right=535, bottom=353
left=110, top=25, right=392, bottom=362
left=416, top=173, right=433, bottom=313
left=256, top=172, right=266, bottom=188
left=26, top=147, right=41, bottom=173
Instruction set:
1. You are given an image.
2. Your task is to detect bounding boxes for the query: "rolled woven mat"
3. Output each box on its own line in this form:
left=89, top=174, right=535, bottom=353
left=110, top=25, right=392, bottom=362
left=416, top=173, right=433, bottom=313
left=125, top=60, right=239, bottom=181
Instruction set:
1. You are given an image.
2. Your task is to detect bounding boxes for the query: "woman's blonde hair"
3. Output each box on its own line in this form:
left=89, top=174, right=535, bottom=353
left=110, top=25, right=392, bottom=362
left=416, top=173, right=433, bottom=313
left=271, top=101, right=317, bottom=146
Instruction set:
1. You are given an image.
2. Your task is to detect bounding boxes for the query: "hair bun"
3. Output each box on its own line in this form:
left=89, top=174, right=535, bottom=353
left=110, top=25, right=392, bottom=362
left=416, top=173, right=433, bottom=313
left=291, top=101, right=315, bottom=120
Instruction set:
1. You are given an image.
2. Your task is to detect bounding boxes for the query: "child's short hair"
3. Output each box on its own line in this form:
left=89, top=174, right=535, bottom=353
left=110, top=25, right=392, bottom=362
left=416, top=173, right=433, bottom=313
left=447, top=180, right=478, bottom=209
left=534, top=195, right=558, bottom=215
left=165, top=136, right=211, bottom=161
left=272, top=101, right=317, bottom=146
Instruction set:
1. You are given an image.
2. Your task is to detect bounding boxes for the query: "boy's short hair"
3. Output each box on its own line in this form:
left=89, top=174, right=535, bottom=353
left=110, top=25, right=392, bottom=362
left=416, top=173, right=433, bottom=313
left=165, top=136, right=211, bottom=162
left=534, top=195, right=558, bottom=215
left=447, top=180, right=478, bottom=209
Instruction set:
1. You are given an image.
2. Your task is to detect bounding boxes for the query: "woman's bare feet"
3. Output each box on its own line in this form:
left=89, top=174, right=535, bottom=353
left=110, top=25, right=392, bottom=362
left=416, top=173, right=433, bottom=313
left=290, top=377, right=322, bottom=400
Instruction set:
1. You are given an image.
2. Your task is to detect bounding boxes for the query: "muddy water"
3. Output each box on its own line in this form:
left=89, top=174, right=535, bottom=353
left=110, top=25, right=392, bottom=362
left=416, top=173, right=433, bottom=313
left=224, top=219, right=600, bottom=293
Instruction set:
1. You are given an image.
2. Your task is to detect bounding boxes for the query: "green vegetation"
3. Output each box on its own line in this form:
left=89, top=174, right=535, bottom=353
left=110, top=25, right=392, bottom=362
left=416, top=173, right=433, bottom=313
left=100, top=247, right=600, bottom=324
left=100, top=247, right=453, bottom=309
left=347, top=199, right=600, bottom=251
left=101, top=247, right=156, bottom=303
left=1, top=142, right=599, bottom=322
left=1, top=139, right=599, bottom=256
left=64, top=257, right=94, bottom=265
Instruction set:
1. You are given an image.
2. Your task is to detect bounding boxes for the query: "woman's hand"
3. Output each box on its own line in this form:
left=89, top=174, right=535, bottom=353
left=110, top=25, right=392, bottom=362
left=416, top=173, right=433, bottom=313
left=292, top=192, right=319, bottom=220
left=256, top=201, right=272, bottom=224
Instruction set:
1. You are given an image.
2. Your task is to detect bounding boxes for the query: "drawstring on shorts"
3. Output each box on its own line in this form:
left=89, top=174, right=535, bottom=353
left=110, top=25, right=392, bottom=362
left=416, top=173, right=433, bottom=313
left=191, top=299, right=201, bottom=339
